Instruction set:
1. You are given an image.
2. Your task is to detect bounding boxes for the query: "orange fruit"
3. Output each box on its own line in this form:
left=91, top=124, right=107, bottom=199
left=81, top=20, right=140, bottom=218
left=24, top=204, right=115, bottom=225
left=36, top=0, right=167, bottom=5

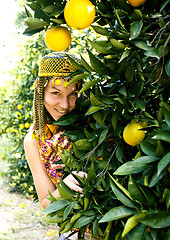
left=127, top=0, right=146, bottom=7
left=64, top=0, right=96, bottom=30
left=123, top=123, right=145, bottom=146
left=45, top=26, right=71, bottom=51
left=17, top=104, right=23, bottom=110
left=24, top=122, right=30, bottom=128
left=19, top=124, right=25, bottom=130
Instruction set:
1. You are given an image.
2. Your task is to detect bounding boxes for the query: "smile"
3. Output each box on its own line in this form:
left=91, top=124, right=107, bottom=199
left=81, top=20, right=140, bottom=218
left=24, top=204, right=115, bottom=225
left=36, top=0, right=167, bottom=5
left=56, top=110, right=67, bottom=114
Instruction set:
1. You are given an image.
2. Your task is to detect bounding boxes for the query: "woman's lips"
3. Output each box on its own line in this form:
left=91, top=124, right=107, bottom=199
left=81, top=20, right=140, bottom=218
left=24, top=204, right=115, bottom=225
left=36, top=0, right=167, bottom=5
left=55, top=109, right=68, bottom=114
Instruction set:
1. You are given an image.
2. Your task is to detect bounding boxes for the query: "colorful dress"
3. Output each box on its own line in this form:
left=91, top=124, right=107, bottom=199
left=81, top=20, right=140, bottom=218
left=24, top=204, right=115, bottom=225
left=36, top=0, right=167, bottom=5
left=38, top=124, right=72, bottom=186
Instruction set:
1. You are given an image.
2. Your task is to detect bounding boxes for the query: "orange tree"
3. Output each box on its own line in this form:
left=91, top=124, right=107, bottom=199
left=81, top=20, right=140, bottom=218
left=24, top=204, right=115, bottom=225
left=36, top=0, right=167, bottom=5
left=23, top=0, right=170, bottom=239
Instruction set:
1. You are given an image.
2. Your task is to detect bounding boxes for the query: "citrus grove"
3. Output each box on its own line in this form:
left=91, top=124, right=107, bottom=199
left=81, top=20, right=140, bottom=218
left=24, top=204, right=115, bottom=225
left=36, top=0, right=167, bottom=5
left=1, top=0, right=169, bottom=239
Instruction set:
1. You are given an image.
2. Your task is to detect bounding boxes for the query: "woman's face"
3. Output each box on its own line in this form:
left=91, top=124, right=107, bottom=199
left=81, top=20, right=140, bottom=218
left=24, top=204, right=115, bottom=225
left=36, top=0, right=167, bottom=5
left=44, top=78, right=78, bottom=121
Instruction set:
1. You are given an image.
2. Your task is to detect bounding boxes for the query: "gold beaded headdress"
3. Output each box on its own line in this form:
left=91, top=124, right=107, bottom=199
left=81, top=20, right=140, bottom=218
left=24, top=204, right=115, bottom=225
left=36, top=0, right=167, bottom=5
left=33, top=52, right=81, bottom=141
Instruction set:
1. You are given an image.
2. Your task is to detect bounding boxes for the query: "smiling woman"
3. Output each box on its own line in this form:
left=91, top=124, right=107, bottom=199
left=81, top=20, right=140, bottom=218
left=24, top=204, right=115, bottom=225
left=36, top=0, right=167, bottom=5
left=24, top=52, right=86, bottom=239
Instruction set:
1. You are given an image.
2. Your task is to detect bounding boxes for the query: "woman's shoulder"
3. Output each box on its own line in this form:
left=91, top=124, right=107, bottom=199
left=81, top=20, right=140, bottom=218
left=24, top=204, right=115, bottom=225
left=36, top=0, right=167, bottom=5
left=24, top=129, right=38, bottom=148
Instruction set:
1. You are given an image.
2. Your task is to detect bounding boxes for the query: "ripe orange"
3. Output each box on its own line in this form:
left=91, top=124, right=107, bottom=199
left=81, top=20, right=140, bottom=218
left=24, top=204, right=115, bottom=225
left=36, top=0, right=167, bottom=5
left=17, top=104, right=23, bottom=110
left=123, top=123, right=145, bottom=146
left=45, top=26, right=71, bottom=52
left=64, top=0, right=96, bottom=30
left=127, top=0, right=146, bottom=7
left=24, top=122, right=30, bottom=128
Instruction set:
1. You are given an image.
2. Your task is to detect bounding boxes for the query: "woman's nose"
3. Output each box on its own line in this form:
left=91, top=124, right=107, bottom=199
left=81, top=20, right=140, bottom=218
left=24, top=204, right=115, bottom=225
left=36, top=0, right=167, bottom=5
left=60, top=97, right=69, bottom=109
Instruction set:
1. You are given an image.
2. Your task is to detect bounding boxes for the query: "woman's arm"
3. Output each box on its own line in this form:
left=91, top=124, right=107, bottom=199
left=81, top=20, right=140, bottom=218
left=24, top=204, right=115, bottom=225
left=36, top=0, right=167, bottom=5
left=24, top=131, right=60, bottom=208
left=24, top=131, right=86, bottom=208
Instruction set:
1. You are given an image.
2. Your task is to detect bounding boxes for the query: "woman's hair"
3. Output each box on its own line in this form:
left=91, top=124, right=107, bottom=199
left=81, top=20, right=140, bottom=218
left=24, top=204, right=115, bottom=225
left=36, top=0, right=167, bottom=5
left=32, top=52, right=81, bottom=141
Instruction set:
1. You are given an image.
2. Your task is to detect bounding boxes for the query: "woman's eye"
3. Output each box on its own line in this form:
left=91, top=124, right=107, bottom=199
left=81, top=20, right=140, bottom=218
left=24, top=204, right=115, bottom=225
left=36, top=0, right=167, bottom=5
left=70, top=92, right=78, bottom=96
left=52, top=91, right=60, bottom=95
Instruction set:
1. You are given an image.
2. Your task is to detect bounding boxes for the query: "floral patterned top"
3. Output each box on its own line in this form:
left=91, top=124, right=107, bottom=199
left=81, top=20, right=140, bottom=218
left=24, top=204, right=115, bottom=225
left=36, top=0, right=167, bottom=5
left=38, top=124, right=72, bottom=186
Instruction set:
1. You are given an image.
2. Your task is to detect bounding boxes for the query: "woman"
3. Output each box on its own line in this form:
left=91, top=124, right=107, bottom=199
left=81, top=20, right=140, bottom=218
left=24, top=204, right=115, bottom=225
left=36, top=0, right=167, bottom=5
left=24, top=52, right=87, bottom=212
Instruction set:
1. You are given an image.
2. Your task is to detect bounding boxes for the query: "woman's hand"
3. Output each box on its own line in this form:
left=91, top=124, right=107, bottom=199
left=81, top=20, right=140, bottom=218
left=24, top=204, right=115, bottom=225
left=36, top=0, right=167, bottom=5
left=63, top=171, right=87, bottom=193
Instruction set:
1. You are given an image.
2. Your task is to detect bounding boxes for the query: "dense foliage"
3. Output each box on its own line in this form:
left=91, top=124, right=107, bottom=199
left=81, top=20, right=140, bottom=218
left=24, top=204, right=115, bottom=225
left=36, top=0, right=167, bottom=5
left=2, top=0, right=170, bottom=239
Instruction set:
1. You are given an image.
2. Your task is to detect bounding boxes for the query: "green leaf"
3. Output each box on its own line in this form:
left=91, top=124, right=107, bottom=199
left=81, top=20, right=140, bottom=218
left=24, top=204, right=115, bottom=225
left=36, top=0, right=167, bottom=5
left=80, top=55, right=93, bottom=72
left=23, top=27, right=44, bottom=36
left=65, top=130, right=85, bottom=141
left=129, top=223, right=146, bottom=240
left=91, top=25, right=110, bottom=36
left=74, top=139, right=91, bottom=151
left=42, top=214, right=63, bottom=223
left=135, top=98, right=145, bottom=111
left=128, top=176, right=147, bottom=204
left=93, top=112, right=105, bottom=125
left=60, top=179, right=76, bottom=196
left=86, top=106, right=102, bottom=115
left=87, top=50, right=109, bottom=75
left=65, top=54, right=85, bottom=70
left=43, top=200, right=69, bottom=214
left=165, top=58, right=170, bottom=76
left=54, top=112, right=79, bottom=126
left=140, top=142, right=156, bottom=156
left=140, top=211, right=170, bottom=228
left=35, top=4, right=51, bottom=23
left=98, top=127, right=109, bottom=145
left=113, top=156, right=159, bottom=175
left=25, top=17, right=47, bottom=29
left=99, top=206, right=135, bottom=223
left=125, top=62, right=135, bottom=82
left=88, top=40, right=113, bottom=54
left=87, top=161, right=96, bottom=182
left=157, top=152, right=170, bottom=175
left=119, top=49, right=131, bottom=63
left=130, top=20, right=143, bottom=40
left=67, top=73, right=88, bottom=86
left=57, top=184, right=73, bottom=200
left=110, top=178, right=136, bottom=208
left=72, top=215, right=95, bottom=229
left=122, top=213, right=146, bottom=237
left=135, top=41, right=149, bottom=50
left=63, top=202, right=75, bottom=220
left=90, top=92, right=103, bottom=106
left=79, top=79, right=99, bottom=94
left=163, top=106, right=170, bottom=127
left=152, top=130, right=170, bottom=142
left=144, top=47, right=160, bottom=59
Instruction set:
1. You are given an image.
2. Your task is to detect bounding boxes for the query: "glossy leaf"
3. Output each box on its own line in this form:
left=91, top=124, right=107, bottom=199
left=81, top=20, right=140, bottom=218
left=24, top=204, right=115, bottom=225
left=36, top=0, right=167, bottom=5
left=25, top=17, right=48, bottom=29
left=140, top=142, right=156, bottom=156
left=128, top=176, right=147, bottom=204
left=79, top=79, right=99, bottom=94
left=144, top=47, right=159, bottom=59
left=157, top=152, right=170, bottom=174
left=44, top=200, right=69, bottom=214
left=86, top=106, right=102, bottom=115
left=74, top=139, right=91, bottom=151
left=99, top=206, right=135, bottom=223
left=63, top=202, right=75, bottom=220
left=130, top=20, right=143, bottom=40
left=113, top=156, right=159, bottom=175
left=122, top=213, right=146, bottom=237
left=80, top=55, right=93, bottom=72
left=98, top=127, right=109, bottom=145
left=129, top=223, right=146, bottom=240
left=87, top=50, right=109, bottom=75
left=72, top=215, right=95, bottom=229
left=152, top=130, right=170, bottom=142
left=135, top=41, right=149, bottom=50
left=110, top=178, right=136, bottom=208
left=140, top=211, right=170, bottom=228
